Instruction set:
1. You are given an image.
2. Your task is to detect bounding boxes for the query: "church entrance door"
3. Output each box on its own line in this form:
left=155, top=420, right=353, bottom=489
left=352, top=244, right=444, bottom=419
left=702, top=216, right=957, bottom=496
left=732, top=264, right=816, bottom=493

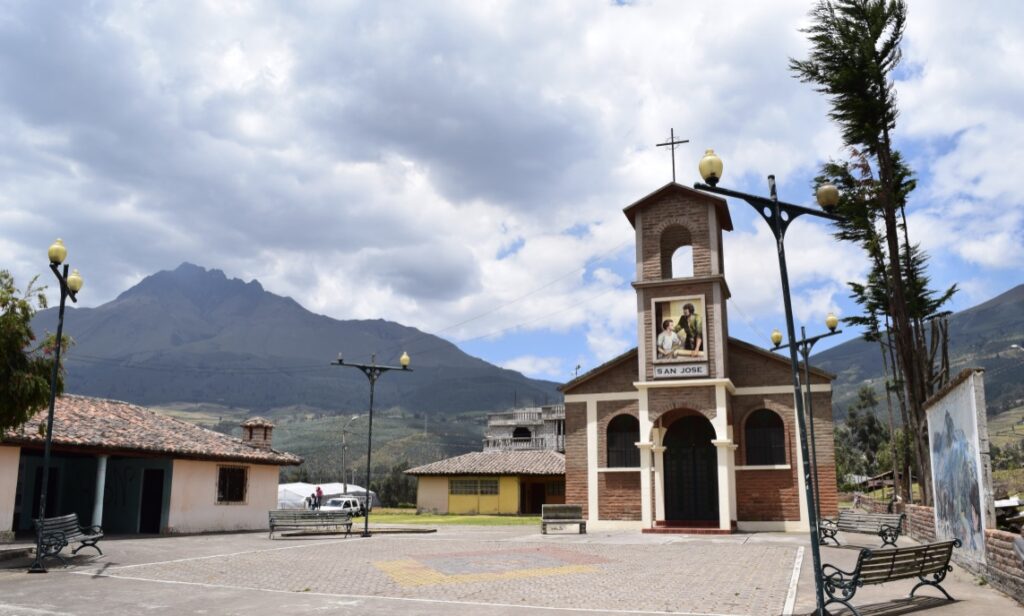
left=663, top=415, right=718, bottom=522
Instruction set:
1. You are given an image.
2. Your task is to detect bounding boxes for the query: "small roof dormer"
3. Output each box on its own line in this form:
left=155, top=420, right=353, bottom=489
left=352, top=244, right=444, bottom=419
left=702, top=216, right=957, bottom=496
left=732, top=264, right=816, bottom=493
left=241, top=416, right=274, bottom=450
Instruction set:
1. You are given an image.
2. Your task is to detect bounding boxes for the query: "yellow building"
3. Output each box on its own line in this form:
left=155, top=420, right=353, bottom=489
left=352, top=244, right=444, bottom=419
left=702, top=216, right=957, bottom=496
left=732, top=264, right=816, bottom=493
left=406, top=450, right=564, bottom=515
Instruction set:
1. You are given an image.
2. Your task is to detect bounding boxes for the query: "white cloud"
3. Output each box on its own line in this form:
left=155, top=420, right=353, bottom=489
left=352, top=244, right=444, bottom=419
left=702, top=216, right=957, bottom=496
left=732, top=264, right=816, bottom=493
left=501, top=355, right=564, bottom=380
left=0, top=0, right=1017, bottom=373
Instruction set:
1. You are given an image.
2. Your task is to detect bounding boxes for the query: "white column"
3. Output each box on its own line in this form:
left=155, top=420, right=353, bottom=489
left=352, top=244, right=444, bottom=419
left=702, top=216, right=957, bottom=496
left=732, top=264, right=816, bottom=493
left=638, top=443, right=653, bottom=526
left=713, top=440, right=736, bottom=531
left=653, top=446, right=666, bottom=521
left=727, top=427, right=738, bottom=520
left=586, top=401, right=599, bottom=523
left=92, top=455, right=108, bottom=527
left=711, top=384, right=734, bottom=531
left=651, top=426, right=667, bottom=521
left=638, top=392, right=653, bottom=527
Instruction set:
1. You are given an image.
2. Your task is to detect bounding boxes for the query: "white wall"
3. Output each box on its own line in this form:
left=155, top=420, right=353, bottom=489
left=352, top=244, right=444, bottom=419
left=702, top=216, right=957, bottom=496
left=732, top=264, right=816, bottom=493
left=0, top=446, right=20, bottom=539
left=166, top=459, right=278, bottom=534
left=416, top=476, right=448, bottom=514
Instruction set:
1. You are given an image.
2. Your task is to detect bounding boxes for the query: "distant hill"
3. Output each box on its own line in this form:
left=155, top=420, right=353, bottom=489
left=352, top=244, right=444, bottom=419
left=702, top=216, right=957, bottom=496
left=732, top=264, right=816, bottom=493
left=813, top=283, right=1024, bottom=419
left=32, top=263, right=560, bottom=415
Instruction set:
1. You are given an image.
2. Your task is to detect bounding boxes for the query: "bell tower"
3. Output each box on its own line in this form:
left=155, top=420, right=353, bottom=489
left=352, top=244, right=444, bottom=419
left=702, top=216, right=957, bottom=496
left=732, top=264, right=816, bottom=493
left=623, top=182, right=733, bottom=383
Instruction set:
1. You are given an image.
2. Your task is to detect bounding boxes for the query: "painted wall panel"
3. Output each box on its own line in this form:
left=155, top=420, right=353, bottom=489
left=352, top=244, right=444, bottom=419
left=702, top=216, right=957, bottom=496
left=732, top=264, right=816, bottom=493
left=167, top=460, right=278, bottom=533
left=0, top=447, right=20, bottom=537
left=499, top=476, right=519, bottom=513
left=415, top=477, right=448, bottom=514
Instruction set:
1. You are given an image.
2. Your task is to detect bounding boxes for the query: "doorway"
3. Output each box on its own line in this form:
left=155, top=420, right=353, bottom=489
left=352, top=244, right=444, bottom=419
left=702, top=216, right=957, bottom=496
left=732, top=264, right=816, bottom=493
left=139, top=468, right=164, bottom=534
left=663, top=415, right=718, bottom=522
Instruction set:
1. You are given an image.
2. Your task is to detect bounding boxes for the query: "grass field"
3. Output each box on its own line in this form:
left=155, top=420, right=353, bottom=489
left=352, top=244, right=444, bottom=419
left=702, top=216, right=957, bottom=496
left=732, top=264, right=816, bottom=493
left=989, top=406, right=1024, bottom=447
left=993, top=468, right=1024, bottom=497
left=371, top=508, right=540, bottom=525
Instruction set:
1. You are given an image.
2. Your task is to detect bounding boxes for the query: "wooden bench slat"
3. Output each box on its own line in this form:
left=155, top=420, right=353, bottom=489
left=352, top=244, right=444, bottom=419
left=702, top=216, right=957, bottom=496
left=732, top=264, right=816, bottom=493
left=540, top=505, right=586, bottom=535
left=820, top=538, right=959, bottom=616
left=34, top=513, right=104, bottom=566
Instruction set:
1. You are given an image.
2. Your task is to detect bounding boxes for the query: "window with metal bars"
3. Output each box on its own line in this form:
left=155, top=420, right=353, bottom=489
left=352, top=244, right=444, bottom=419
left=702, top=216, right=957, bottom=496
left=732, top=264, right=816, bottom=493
left=607, top=414, right=640, bottom=467
left=745, top=409, right=786, bottom=465
left=217, top=466, right=247, bottom=503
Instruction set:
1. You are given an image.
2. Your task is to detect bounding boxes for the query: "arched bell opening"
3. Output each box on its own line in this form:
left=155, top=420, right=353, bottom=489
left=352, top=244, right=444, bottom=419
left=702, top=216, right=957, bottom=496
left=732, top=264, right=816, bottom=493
left=659, top=224, right=694, bottom=279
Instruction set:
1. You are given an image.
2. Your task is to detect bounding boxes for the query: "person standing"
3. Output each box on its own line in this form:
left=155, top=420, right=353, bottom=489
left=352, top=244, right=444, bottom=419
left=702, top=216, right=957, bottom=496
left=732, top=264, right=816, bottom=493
left=315, top=485, right=324, bottom=510
left=674, top=303, right=703, bottom=356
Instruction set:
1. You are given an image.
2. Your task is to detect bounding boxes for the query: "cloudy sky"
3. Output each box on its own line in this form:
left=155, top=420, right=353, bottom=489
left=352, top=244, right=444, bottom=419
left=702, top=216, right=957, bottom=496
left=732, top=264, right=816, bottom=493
left=2, top=1, right=1021, bottom=380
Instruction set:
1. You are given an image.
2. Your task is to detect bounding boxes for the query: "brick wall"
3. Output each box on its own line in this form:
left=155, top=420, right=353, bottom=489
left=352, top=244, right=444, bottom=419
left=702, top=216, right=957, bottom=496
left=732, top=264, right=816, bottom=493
left=564, top=352, right=638, bottom=396
left=986, top=529, right=1024, bottom=599
left=564, top=402, right=588, bottom=517
left=639, top=193, right=714, bottom=281
left=596, top=400, right=639, bottom=468
left=728, top=341, right=838, bottom=519
left=860, top=497, right=1024, bottom=602
left=598, top=472, right=642, bottom=520
left=648, top=387, right=717, bottom=425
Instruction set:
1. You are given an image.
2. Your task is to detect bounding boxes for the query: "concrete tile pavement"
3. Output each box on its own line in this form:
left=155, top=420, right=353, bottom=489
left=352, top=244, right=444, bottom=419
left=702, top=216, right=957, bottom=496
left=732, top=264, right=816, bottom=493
left=0, top=526, right=1019, bottom=616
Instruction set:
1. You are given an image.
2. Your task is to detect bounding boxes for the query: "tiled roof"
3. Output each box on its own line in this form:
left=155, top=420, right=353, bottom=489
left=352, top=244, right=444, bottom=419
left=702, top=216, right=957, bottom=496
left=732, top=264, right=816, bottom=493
left=1, top=395, right=301, bottom=466
left=405, top=450, right=565, bottom=476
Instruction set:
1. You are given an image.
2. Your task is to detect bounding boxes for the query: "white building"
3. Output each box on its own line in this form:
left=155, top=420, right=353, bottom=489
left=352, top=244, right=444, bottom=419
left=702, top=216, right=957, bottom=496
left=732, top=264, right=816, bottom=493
left=1, top=396, right=301, bottom=541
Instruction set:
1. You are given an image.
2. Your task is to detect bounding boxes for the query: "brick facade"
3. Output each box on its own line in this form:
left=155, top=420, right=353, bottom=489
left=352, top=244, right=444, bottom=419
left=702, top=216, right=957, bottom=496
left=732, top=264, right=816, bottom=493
left=564, top=402, right=588, bottom=518
left=559, top=182, right=839, bottom=529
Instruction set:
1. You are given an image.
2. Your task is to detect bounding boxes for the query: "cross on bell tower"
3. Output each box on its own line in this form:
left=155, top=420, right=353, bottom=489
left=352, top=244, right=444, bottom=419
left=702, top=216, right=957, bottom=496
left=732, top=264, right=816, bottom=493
left=656, top=128, right=689, bottom=182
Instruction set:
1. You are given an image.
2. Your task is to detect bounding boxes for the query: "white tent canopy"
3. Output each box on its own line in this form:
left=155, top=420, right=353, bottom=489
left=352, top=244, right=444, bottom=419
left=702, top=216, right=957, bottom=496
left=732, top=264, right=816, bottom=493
left=277, top=482, right=380, bottom=509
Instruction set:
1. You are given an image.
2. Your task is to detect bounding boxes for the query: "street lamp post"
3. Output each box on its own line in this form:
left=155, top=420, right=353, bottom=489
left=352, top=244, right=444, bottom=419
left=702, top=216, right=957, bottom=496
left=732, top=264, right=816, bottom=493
left=695, top=150, right=840, bottom=615
left=332, top=352, right=411, bottom=537
left=340, top=414, right=361, bottom=495
left=770, top=315, right=842, bottom=526
left=29, top=239, right=83, bottom=574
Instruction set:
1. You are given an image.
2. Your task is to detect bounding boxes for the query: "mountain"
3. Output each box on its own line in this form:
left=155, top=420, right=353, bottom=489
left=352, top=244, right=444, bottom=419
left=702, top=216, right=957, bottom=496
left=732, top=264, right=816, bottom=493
left=813, top=283, right=1024, bottom=419
left=32, top=263, right=560, bottom=414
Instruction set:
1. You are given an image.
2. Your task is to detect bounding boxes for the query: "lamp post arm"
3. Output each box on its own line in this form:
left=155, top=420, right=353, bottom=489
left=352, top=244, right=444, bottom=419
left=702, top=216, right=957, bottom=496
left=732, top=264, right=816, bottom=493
left=694, top=182, right=842, bottom=223
left=773, top=329, right=843, bottom=354
left=49, top=263, right=79, bottom=304
left=332, top=357, right=412, bottom=537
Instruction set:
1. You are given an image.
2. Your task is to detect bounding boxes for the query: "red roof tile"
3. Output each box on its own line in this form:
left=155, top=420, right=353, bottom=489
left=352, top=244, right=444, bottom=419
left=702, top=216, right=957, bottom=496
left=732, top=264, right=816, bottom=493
left=405, top=450, right=564, bottom=476
left=2, top=395, right=301, bottom=466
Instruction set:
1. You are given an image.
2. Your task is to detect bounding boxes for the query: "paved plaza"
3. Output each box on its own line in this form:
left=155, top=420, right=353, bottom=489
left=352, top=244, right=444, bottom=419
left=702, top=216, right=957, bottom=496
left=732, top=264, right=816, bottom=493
left=0, top=526, right=1020, bottom=615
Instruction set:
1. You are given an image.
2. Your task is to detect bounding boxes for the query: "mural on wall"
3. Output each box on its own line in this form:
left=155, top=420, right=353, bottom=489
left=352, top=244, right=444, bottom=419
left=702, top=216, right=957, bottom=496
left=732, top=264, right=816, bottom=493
left=927, top=371, right=989, bottom=564
left=652, top=295, right=707, bottom=363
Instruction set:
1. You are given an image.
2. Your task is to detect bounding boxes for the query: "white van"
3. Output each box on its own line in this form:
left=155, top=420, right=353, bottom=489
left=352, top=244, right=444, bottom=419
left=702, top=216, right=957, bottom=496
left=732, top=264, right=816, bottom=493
left=320, top=496, right=362, bottom=516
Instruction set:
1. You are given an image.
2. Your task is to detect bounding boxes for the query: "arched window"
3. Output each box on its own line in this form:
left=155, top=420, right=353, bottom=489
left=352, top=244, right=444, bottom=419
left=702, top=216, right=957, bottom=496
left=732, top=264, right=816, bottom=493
left=607, top=415, right=640, bottom=467
left=659, top=225, right=693, bottom=279
left=512, top=427, right=532, bottom=439
left=745, top=409, right=786, bottom=465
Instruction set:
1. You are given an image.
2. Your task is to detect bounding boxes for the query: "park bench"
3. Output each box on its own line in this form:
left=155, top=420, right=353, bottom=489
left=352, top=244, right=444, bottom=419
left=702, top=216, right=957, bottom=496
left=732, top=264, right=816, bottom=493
left=821, top=539, right=960, bottom=616
left=34, top=513, right=104, bottom=566
left=819, top=510, right=905, bottom=547
left=541, top=504, right=586, bottom=534
left=267, top=509, right=352, bottom=539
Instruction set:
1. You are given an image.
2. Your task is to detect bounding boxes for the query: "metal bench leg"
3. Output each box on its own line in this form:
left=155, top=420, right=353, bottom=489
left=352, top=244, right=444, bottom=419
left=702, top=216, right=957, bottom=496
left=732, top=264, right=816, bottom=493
left=819, top=527, right=839, bottom=546
left=823, top=597, right=861, bottom=616
left=541, top=523, right=547, bottom=535
left=910, top=569, right=955, bottom=601
left=72, top=541, right=102, bottom=556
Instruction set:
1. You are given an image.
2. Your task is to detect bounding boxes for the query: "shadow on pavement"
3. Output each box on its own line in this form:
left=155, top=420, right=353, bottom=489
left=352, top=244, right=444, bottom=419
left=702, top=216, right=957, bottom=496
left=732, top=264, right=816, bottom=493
left=794, top=596, right=953, bottom=616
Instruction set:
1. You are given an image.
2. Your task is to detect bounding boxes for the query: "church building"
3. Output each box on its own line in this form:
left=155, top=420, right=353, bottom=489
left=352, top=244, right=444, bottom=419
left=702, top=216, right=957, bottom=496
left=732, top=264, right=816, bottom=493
left=561, top=181, right=838, bottom=533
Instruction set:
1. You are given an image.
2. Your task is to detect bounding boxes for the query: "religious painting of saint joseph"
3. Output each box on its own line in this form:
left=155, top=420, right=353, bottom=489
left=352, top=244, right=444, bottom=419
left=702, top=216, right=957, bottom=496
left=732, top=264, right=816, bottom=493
left=652, top=295, right=708, bottom=363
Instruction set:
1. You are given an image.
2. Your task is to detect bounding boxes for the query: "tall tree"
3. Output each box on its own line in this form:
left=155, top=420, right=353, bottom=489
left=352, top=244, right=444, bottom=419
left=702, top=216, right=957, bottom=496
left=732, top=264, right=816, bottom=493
left=0, top=271, right=64, bottom=434
left=791, top=0, right=954, bottom=504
